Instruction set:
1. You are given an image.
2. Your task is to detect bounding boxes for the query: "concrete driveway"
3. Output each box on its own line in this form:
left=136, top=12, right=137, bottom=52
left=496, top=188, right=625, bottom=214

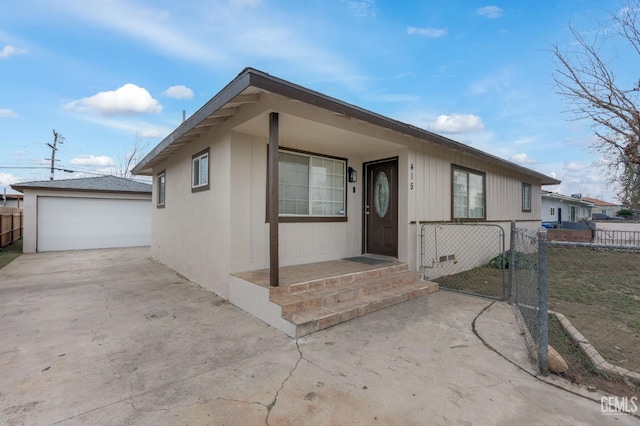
left=0, top=248, right=636, bottom=425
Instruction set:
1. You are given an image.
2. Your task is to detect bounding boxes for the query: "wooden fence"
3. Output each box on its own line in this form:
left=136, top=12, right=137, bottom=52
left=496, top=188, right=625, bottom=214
left=0, top=207, right=23, bottom=248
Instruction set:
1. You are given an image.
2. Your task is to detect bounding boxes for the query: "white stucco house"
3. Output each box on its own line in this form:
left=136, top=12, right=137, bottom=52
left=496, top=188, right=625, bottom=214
left=12, top=176, right=152, bottom=253
left=541, top=191, right=593, bottom=224
left=132, top=68, right=559, bottom=336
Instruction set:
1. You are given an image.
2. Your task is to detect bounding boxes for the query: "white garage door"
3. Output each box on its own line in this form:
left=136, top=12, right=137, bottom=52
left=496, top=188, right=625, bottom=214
left=37, top=197, right=151, bottom=252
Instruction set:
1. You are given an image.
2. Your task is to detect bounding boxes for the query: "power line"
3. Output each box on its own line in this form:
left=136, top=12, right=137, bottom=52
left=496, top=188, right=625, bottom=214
left=0, top=166, right=151, bottom=182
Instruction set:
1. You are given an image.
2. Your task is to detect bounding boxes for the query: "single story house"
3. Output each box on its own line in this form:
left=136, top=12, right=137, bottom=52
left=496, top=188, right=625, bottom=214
left=541, top=191, right=593, bottom=224
left=581, top=196, right=621, bottom=217
left=12, top=175, right=152, bottom=253
left=132, top=68, right=559, bottom=336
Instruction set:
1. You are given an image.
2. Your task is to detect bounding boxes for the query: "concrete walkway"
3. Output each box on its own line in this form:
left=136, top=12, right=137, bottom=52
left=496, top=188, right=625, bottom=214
left=0, top=248, right=636, bottom=425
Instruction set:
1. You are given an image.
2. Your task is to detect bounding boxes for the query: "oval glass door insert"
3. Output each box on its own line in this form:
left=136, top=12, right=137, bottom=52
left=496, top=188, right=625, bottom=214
left=374, top=171, right=389, bottom=217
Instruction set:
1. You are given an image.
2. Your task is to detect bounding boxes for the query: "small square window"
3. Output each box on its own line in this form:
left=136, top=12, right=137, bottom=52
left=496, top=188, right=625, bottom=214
left=192, top=149, right=209, bottom=192
left=522, top=183, right=532, bottom=212
left=157, top=171, right=166, bottom=208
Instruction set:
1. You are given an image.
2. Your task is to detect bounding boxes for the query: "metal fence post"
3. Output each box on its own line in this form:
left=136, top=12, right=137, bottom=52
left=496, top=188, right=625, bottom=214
left=537, top=227, right=549, bottom=375
left=508, top=221, right=516, bottom=304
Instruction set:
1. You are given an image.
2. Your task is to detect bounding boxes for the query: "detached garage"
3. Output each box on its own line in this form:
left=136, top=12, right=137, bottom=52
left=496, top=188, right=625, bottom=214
left=12, top=176, right=152, bottom=253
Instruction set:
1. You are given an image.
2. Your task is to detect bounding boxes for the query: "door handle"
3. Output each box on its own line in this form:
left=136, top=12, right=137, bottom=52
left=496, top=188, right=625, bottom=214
left=365, top=205, right=370, bottom=215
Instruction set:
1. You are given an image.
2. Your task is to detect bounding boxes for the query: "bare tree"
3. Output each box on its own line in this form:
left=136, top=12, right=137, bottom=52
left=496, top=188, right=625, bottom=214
left=116, top=133, right=148, bottom=178
left=553, top=0, right=640, bottom=207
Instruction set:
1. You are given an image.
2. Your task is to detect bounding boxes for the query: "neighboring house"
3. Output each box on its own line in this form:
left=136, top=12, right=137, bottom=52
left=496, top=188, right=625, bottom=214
left=541, top=191, right=593, bottom=224
left=1, top=193, right=23, bottom=208
left=11, top=176, right=152, bottom=253
left=132, top=68, right=559, bottom=335
left=581, top=196, right=621, bottom=217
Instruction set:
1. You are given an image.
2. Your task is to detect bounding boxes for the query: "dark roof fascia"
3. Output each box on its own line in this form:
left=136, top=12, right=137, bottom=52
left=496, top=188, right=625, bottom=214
left=247, top=70, right=560, bottom=185
left=542, top=192, right=594, bottom=207
left=131, top=71, right=253, bottom=175
left=134, top=67, right=561, bottom=185
left=10, top=185, right=151, bottom=195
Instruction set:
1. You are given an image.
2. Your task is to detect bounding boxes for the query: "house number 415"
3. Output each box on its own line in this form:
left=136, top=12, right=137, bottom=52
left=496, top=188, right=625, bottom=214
left=410, top=163, right=414, bottom=190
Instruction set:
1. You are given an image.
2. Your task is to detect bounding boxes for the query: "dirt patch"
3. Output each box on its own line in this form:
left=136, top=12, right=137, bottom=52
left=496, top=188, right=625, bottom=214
left=549, top=316, right=639, bottom=399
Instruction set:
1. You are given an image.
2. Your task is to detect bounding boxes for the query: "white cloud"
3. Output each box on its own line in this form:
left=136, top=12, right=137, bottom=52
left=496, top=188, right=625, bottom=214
left=429, top=114, right=484, bottom=133
left=548, top=172, right=557, bottom=179
left=477, top=6, right=504, bottom=19
left=163, top=85, right=194, bottom=99
left=54, top=1, right=224, bottom=65
left=0, top=109, right=17, bottom=118
left=138, top=128, right=163, bottom=138
left=564, top=162, right=588, bottom=172
left=342, top=0, right=376, bottom=17
left=407, top=27, right=447, bottom=38
left=65, top=84, right=162, bottom=116
left=70, top=155, right=116, bottom=167
left=0, top=45, right=27, bottom=59
left=511, top=153, right=537, bottom=164
left=0, top=172, right=21, bottom=187
left=13, top=150, right=24, bottom=155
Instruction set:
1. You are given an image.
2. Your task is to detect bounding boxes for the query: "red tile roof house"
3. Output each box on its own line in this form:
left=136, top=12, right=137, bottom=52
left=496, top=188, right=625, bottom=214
left=131, top=68, right=559, bottom=337
left=580, top=196, right=621, bottom=217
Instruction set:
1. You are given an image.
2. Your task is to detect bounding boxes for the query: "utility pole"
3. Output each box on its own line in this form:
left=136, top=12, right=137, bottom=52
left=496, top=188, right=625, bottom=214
left=45, top=130, right=64, bottom=180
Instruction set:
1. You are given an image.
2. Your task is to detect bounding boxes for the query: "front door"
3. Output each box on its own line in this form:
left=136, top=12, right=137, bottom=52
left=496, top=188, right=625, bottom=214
left=364, top=158, right=398, bottom=257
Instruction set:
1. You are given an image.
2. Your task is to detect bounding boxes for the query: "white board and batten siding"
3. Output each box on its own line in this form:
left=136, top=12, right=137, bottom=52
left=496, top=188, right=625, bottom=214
left=37, top=196, right=151, bottom=252
left=409, top=140, right=541, bottom=223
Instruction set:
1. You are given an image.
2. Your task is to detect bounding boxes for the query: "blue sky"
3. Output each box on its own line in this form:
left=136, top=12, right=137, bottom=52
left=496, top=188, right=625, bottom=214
left=0, top=0, right=630, bottom=201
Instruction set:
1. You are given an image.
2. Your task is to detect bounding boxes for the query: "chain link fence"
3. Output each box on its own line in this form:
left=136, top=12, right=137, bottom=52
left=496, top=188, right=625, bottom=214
left=509, top=225, right=547, bottom=371
left=420, top=221, right=639, bottom=398
left=420, top=223, right=506, bottom=300
left=545, top=230, right=640, bottom=398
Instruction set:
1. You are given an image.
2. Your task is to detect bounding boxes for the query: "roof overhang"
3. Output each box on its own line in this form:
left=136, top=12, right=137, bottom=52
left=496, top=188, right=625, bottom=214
left=132, top=67, right=561, bottom=186
left=10, top=185, right=150, bottom=195
left=542, top=192, right=595, bottom=207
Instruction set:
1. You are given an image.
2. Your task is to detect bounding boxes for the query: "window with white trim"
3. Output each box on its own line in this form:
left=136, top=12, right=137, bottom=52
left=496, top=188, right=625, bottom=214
left=452, top=166, right=485, bottom=219
left=522, top=183, right=532, bottom=212
left=191, top=149, right=209, bottom=192
left=157, top=171, right=165, bottom=207
left=550, top=207, right=555, bottom=216
left=278, top=150, right=346, bottom=217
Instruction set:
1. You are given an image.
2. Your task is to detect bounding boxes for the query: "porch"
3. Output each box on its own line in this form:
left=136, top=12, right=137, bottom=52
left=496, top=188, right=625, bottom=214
left=229, top=256, right=439, bottom=338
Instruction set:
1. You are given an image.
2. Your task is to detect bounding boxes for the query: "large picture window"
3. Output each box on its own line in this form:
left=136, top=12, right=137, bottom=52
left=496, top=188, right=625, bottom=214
left=452, top=165, right=485, bottom=220
left=522, top=183, right=532, bottom=212
left=278, top=149, right=346, bottom=219
left=191, top=148, right=209, bottom=192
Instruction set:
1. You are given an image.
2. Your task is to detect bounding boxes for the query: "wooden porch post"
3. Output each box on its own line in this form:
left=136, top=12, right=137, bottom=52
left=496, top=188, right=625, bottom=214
left=268, top=112, right=279, bottom=287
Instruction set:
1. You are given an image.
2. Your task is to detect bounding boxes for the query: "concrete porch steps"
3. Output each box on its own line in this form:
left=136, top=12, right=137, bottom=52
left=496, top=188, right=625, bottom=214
left=268, top=265, right=439, bottom=337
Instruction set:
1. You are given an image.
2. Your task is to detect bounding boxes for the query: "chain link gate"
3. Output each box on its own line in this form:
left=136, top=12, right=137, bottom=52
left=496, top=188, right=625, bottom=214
left=420, top=223, right=506, bottom=300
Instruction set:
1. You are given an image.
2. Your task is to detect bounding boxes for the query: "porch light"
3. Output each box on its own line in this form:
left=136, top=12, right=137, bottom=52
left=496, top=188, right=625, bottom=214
left=348, top=166, right=357, bottom=183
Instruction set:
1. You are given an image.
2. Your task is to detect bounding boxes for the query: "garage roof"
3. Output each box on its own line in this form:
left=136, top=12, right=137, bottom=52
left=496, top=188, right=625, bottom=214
left=11, top=175, right=152, bottom=194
